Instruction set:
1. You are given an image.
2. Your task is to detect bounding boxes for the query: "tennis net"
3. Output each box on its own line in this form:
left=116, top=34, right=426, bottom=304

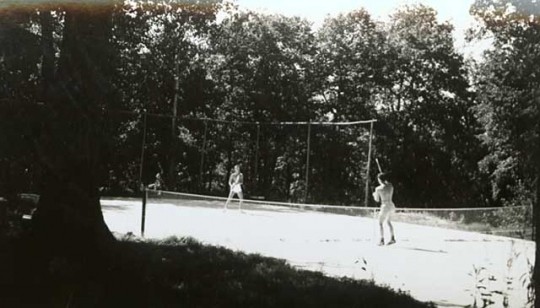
left=144, top=189, right=533, bottom=239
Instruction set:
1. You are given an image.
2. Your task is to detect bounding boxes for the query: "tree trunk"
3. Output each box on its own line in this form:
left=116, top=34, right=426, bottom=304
left=32, top=5, right=116, bottom=270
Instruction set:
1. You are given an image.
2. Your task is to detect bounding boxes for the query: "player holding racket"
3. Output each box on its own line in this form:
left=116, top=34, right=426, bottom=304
left=373, top=172, right=396, bottom=246
left=224, top=164, right=244, bottom=211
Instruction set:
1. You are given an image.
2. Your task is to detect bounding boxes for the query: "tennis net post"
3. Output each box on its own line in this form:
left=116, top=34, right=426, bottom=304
left=141, top=187, right=147, bottom=237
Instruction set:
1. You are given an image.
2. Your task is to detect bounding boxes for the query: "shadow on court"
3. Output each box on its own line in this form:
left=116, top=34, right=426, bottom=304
left=388, top=245, right=448, bottom=254
left=100, top=203, right=131, bottom=213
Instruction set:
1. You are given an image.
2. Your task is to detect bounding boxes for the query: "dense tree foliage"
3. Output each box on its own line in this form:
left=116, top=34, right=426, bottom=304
left=377, top=6, right=482, bottom=207
left=469, top=0, right=540, bottom=304
left=0, top=0, right=536, bottom=210
left=2, top=0, right=540, bottom=303
left=470, top=0, right=540, bottom=207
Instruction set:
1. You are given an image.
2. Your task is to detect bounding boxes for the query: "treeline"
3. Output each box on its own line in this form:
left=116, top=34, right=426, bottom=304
left=0, top=0, right=538, bottom=208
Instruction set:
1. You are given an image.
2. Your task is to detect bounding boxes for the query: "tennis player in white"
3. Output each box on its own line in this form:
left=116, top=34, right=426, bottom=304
left=148, top=172, right=162, bottom=190
left=373, top=172, right=396, bottom=246
left=224, top=164, right=244, bottom=211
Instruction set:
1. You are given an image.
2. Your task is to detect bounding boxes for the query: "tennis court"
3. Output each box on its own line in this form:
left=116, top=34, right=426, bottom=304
left=101, top=194, right=534, bottom=308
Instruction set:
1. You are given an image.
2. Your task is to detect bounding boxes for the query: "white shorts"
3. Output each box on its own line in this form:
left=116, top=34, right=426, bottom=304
left=378, top=202, right=395, bottom=221
left=231, top=184, right=242, bottom=194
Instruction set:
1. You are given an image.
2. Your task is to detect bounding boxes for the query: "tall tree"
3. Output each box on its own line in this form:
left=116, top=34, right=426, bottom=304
left=376, top=5, right=479, bottom=206
left=315, top=9, right=383, bottom=121
left=470, top=0, right=540, bottom=304
left=314, top=9, right=386, bottom=204
left=207, top=9, right=317, bottom=199
left=30, top=3, right=117, bottom=267
left=0, top=8, right=43, bottom=197
left=111, top=0, right=220, bottom=192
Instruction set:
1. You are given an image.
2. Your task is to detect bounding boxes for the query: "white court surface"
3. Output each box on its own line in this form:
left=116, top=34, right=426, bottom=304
left=102, top=198, right=535, bottom=308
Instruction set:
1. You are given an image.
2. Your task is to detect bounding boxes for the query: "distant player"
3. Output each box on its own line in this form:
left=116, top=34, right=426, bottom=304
left=224, top=164, right=244, bottom=211
left=373, top=172, right=396, bottom=246
left=148, top=172, right=162, bottom=191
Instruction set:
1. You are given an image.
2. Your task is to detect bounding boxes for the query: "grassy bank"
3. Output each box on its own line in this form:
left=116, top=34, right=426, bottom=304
left=1, top=231, right=434, bottom=308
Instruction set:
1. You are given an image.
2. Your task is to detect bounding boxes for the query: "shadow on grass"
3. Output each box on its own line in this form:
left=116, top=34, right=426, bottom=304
left=1, top=233, right=435, bottom=308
